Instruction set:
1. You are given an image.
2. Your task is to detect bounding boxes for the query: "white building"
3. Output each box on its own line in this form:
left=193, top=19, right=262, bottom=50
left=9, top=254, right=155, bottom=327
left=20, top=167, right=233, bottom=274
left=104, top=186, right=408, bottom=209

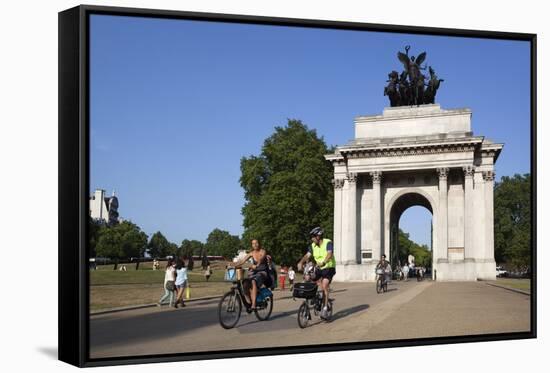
left=89, top=189, right=119, bottom=225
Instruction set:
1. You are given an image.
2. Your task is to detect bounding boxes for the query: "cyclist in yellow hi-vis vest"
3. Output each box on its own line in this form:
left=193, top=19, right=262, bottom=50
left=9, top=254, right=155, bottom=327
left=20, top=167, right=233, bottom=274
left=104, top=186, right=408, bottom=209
left=297, top=227, right=336, bottom=319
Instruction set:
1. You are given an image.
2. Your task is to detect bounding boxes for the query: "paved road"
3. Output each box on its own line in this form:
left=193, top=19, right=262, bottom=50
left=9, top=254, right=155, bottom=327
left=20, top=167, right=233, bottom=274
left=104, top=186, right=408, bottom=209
left=89, top=280, right=530, bottom=358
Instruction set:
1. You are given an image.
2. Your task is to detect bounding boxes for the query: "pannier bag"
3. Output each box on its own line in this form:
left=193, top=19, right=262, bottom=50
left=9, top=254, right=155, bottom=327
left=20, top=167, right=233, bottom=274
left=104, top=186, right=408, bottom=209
left=292, top=282, right=318, bottom=299
left=256, top=287, right=273, bottom=303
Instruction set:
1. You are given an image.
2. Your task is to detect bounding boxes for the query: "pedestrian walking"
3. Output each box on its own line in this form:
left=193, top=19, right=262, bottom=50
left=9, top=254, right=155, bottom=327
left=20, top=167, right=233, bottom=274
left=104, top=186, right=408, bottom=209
left=204, top=265, right=212, bottom=281
left=278, top=266, right=287, bottom=290
left=157, top=259, right=176, bottom=307
left=288, top=266, right=296, bottom=291
left=402, top=263, right=409, bottom=281
left=174, top=259, right=188, bottom=308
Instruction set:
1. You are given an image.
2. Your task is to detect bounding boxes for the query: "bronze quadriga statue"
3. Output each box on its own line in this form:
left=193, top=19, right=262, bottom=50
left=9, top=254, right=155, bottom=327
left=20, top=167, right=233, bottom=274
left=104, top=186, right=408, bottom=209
left=384, top=46, right=444, bottom=107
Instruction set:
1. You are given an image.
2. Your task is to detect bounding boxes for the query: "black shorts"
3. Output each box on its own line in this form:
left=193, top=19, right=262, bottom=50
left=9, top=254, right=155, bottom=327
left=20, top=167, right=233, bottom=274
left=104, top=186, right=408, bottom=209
left=314, top=267, right=336, bottom=283
left=249, top=271, right=272, bottom=288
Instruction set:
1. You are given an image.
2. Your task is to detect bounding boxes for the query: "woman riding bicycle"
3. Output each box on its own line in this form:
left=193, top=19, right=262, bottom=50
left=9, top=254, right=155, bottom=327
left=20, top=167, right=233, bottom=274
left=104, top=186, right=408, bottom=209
left=230, top=239, right=272, bottom=311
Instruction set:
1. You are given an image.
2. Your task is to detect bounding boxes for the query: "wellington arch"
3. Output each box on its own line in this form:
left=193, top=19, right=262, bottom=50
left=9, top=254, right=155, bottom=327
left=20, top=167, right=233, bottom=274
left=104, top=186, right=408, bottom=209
left=325, top=104, right=503, bottom=282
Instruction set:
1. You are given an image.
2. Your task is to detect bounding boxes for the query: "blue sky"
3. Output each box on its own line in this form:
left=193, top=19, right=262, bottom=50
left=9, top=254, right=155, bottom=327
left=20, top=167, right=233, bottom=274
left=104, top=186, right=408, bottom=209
left=89, top=15, right=531, bottom=247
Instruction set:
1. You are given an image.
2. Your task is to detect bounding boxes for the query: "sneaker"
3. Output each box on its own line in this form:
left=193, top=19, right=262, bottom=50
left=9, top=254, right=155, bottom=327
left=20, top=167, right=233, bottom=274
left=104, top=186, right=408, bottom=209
left=320, top=307, right=328, bottom=319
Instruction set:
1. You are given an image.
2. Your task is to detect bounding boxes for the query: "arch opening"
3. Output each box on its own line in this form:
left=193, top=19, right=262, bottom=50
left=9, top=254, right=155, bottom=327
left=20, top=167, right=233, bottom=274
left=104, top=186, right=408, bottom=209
left=388, top=192, right=434, bottom=277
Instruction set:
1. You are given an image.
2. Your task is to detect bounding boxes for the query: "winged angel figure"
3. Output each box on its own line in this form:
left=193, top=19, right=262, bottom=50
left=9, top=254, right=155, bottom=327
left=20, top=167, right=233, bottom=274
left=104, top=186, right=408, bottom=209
left=397, top=46, right=427, bottom=105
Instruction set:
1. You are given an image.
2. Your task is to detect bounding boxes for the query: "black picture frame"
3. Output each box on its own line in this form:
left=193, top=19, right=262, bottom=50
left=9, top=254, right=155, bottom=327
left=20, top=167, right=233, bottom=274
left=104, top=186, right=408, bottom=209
left=58, top=4, right=537, bottom=368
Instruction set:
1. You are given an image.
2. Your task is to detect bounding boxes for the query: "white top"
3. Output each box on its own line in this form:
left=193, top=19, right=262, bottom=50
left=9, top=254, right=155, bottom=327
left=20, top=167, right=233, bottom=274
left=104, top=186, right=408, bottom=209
left=402, top=265, right=409, bottom=273
left=164, top=266, right=175, bottom=286
left=288, top=270, right=295, bottom=280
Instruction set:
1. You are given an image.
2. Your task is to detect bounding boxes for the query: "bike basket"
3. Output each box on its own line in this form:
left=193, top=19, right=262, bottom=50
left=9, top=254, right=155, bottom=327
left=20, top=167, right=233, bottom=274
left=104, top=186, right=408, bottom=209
left=292, top=282, right=318, bottom=299
left=225, top=268, right=236, bottom=282
left=376, top=269, right=384, bottom=275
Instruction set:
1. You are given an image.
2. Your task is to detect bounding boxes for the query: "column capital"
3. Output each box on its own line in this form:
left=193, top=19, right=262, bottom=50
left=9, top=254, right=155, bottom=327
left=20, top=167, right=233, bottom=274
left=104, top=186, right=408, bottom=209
left=463, top=165, right=475, bottom=177
left=436, top=167, right=450, bottom=180
left=369, top=171, right=382, bottom=184
left=346, top=172, right=358, bottom=184
left=333, top=178, right=345, bottom=189
left=482, top=170, right=495, bottom=181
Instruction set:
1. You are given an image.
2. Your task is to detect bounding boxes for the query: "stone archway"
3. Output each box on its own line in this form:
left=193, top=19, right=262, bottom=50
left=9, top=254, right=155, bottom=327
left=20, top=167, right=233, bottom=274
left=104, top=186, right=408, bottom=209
left=386, top=191, right=435, bottom=278
left=326, top=104, right=502, bottom=282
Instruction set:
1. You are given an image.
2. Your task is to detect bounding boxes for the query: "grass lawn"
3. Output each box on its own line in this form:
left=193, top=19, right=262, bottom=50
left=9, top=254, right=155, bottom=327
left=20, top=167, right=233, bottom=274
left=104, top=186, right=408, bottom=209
left=91, top=264, right=227, bottom=285
left=90, top=263, right=230, bottom=311
left=490, top=278, right=531, bottom=293
left=90, top=282, right=229, bottom=311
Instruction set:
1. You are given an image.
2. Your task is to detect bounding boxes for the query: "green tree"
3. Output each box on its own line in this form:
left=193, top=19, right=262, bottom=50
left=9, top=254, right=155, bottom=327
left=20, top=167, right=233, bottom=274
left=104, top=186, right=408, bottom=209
left=205, top=228, right=242, bottom=259
left=179, top=240, right=203, bottom=271
left=180, top=239, right=204, bottom=258
left=240, top=119, right=334, bottom=264
left=94, top=221, right=148, bottom=267
left=494, top=173, right=531, bottom=270
left=89, top=217, right=106, bottom=258
left=394, top=229, right=432, bottom=268
left=147, top=231, right=173, bottom=258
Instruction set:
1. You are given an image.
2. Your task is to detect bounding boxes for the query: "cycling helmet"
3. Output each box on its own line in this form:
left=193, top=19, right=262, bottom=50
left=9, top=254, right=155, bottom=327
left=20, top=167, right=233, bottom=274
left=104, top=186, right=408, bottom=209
left=309, top=227, right=324, bottom=237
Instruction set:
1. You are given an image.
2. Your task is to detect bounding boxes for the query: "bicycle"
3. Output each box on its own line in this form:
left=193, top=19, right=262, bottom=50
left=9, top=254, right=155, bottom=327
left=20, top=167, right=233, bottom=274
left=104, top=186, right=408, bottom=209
left=293, top=266, right=334, bottom=328
left=218, top=266, right=274, bottom=329
left=376, top=268, right=389, bottom=293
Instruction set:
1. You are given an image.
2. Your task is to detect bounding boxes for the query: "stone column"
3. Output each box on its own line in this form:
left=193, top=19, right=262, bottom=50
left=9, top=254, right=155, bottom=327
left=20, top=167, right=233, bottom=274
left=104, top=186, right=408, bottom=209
left=437, top=168, right=449, bottom=261
left=332, top=178, right=345, bottom=264
left=343, top=172, right=357, bottom=265
left=482, top=170, right=495, bottom=260
left=370, top=171, right=382, bottom=260
left=463, top=166, right=475, bottom=259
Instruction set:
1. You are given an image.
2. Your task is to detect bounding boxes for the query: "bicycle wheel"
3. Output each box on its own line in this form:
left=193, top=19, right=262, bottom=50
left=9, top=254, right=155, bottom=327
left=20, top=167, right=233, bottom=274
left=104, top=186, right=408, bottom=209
left=376, top=278, right=383, bottom=294
left=297, top=302, right=310, bottom=328
left=255, top=295, right=274, bottom=321
left=218, top=290, right=242, bottom=329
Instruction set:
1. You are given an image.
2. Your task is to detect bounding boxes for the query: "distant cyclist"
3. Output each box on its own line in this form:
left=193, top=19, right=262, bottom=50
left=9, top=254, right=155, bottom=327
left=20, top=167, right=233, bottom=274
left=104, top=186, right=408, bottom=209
left=376, top=254, right=392, bottom=284
left=297, top=227, right=336, bottom=319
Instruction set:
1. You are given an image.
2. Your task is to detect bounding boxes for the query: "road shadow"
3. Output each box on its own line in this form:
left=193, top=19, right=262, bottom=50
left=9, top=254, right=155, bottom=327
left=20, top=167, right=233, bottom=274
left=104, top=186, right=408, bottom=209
left=237, top=309, right=298, bottom=328
left=90, top=303, right=223, bottom=350
left=36, top=346, right=58, bottom=360
left=330, top=304, right=370, bottom=322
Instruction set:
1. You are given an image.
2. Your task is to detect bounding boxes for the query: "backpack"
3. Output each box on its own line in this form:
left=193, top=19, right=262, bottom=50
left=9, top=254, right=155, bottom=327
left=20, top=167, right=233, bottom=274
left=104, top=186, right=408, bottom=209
left=269, top=263, right=277, bottom=290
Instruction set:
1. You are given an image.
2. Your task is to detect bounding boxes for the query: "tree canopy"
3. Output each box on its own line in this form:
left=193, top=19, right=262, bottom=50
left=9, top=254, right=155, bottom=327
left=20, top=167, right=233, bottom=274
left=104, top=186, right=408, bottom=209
left=205, top=228, right=242, bottom=259
left=394, top=229, right=432, bottom=268
left=95, top=221, right=148, bottom=260
left=240, top=119, right=334, bottom=265
left=494, top=173, right=531, bottom=270
left=147, top=231, right=174, bottom=259
left=179, top=239, right=204, bottom=258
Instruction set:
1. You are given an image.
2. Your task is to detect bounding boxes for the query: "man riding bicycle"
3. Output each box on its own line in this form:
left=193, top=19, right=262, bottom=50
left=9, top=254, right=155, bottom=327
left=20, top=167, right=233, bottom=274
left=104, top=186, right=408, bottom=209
left=297, top=227, right=336, bottom=319
left=376, top=254, right=392, bottom=284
